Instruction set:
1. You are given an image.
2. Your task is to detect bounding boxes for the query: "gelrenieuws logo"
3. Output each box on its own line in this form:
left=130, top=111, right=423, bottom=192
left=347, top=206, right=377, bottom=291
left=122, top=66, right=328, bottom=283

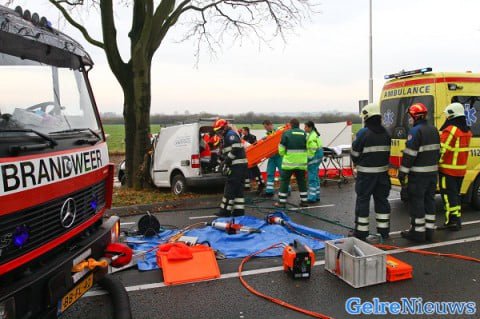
left=345, top=297, right=476, bottom=316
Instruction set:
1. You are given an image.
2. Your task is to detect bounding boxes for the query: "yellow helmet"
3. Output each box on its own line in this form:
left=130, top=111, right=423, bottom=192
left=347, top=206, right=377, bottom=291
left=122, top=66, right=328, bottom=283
left=444, top=102, right=465, bottom=119
left=360, top=103, right=380, bottom=121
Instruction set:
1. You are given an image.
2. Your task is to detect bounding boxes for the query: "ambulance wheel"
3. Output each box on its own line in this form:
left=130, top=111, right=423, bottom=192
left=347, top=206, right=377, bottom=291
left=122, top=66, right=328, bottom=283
left=172, top=173, right=187, bottom=195
left=471, top=176, right=480, bottom=210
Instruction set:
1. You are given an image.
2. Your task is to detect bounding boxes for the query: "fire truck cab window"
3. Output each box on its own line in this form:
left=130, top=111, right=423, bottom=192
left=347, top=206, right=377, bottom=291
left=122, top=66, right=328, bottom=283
left=380, top=96, right=434, bottom=138
left=451, top=96, right=480, bottom=137
left=0, top=53, right=99, bottom=134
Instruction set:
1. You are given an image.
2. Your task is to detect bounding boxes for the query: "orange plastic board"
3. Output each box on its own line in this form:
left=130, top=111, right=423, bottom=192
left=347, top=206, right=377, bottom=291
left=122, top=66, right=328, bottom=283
left=246, top=124, right=290, bottom=168
left=386, top=255, right=413, bottom=282
left=157, top=246, right=220, bottom=286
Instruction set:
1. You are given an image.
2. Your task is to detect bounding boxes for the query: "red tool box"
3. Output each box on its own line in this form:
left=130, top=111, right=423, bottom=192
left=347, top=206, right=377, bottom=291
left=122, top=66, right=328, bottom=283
left=386, top=255, right=413, bottom=282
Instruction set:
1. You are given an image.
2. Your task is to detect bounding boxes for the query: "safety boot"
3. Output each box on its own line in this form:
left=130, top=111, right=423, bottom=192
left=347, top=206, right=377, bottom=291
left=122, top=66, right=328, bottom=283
left=256, top=183, right=265, bottom=195
left=378, top=231, right=390, bottom=240
left=401, top=229, right=426, bottom=243
left=442, top=217, right=462, bottom=231
left=299, top=201, right=309, bottom=207
left=273, top=202, right=286, bottom=209
left=261, top=192, right=274, bottom=198
left=214, top=210, right=230, bottom=218
left=426, top=229, right=434, bottom=242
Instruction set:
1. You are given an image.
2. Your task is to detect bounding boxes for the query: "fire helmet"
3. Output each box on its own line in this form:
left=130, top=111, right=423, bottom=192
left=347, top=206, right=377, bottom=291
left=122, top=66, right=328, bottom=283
left=360, top=103, right=381, bottom=121
left=213, top=118, right=228, bottom=132
left=444, top=102, right=465, bottom=119
left=407, top=103, right=428, bottom=120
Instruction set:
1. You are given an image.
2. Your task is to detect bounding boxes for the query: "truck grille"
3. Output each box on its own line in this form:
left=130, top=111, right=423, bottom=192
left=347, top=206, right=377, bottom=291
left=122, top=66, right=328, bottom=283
left=0, top=180, right=106, bottom=265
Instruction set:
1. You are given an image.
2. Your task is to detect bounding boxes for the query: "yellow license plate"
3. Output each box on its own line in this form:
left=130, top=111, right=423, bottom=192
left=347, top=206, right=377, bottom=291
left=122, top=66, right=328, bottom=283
left=59, top=273, right=93, bottom=314
left=388, top=168, right=399, bottom=178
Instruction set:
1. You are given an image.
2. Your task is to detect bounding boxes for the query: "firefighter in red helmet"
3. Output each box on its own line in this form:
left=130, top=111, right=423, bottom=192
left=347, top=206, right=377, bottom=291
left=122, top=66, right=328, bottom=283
left=213, top=119, right=248, bottom=217
left=399, top=103, right=440, bottom=242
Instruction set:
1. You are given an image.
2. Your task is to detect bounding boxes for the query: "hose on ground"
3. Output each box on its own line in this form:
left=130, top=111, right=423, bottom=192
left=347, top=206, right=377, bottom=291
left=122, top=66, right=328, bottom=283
left=98, top=275, right=132, bottom=319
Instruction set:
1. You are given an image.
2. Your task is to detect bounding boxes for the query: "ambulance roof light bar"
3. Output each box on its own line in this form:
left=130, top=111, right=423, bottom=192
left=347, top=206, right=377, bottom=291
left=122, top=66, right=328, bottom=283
left=384, top=67, right=432, bottom=80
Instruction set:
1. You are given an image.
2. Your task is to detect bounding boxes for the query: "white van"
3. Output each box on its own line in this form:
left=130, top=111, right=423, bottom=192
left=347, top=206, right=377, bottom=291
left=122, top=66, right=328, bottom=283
left=119, top=120, right=226, bottom=194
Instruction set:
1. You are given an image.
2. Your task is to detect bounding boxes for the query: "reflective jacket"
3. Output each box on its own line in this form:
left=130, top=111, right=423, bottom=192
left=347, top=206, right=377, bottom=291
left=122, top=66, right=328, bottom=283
left=439, top=125, right=472, bottom=176
left=400, top=120, right=440, bottom=175
left=266, top=128, right=281, bottom=160
left=222, top=129, right=247, bottom=166
left=351, top=127, right=391, bottom=173
left=306, top=131, right=323, bottom=164
left=278, top=128, right=308, bottom=170
left=200, top=138, right=211, bottom=160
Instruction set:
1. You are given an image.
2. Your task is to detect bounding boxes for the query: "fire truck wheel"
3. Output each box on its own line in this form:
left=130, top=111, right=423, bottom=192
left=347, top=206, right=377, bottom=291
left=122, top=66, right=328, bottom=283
left=471, top=176, right=480, bottom=210
left=172, top=173, right=187, bottom=195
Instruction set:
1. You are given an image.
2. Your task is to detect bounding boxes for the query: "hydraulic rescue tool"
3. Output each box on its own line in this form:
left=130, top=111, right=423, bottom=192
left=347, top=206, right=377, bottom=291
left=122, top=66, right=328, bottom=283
left=209, top=220, right=261, bottom=234
left=283, top=240, right=315, bottom=279
left=266, top=215, right=287, bottom=226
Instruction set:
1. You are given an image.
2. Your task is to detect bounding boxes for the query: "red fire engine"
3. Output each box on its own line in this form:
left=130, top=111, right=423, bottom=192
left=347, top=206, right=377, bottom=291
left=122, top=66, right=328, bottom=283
left=0, top=5, right=128, bottom=318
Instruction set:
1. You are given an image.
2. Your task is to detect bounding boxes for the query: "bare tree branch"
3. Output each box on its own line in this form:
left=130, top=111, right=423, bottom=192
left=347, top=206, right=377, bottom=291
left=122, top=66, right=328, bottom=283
left=99, top=0, right=128, bottom=83
left=174, top=0, right=313, bottom=63
left=48, top=0, right=104, bottom=49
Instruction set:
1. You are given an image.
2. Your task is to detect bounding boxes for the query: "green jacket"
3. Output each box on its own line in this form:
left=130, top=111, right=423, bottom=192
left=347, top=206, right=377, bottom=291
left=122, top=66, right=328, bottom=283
left=307, top=131, right=323, bottom=158
left=278, top=127, right=308, bottom=170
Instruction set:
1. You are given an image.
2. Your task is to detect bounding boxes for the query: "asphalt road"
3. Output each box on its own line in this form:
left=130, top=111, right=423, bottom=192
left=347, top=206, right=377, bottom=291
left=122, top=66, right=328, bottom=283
left=63, top=181, right=480, bottom=319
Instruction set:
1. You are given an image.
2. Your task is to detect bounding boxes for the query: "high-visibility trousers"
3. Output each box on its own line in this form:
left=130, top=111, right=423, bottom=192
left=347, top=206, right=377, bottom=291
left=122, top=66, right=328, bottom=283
left=439, top=173, right=463, bottom=224
left=406, top=174, right=437, bottom=235
left=245, top=165, right=264, bottom=190
left=265, top=154, right=282, bottom=194
left=219, top=164, right=248, bottom=216
left=354, top=172, right=391, bottom=239
left=307, top=160, right=320, bottom=201
left=278, top=169, right=307, bottom=206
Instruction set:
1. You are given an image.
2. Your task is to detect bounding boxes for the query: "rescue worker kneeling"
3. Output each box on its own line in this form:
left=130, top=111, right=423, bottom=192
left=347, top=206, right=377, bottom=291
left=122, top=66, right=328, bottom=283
left=351, top=103, right=391, bottom=241
left=439, top=102, right=472, bottom=230
left=399, top=103, right=440, bottom=242
left=275, top=118, right=308, bottom=208
left=213, top=119, right=248, bottom=217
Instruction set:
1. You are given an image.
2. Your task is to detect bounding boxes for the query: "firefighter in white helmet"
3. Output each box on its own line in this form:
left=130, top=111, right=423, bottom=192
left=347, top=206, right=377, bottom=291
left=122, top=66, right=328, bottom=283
left=350, top=103, right=392, bottom=242
left=438, top=102, right=472, bottom=230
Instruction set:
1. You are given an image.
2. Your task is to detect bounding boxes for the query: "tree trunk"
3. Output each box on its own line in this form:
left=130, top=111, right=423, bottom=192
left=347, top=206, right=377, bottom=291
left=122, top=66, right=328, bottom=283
left=123, top=89, right=136, bottom=189
left=122, top=54, right=152, bottom=190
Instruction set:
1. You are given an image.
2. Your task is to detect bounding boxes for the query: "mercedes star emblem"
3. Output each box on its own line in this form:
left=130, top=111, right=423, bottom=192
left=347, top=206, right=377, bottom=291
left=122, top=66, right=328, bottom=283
left=60, top=198, right=77, bottom=228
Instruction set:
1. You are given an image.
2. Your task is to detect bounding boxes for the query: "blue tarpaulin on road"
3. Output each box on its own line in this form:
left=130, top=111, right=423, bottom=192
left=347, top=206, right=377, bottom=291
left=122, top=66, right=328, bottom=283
left=126, top=212, right=343, bottom=271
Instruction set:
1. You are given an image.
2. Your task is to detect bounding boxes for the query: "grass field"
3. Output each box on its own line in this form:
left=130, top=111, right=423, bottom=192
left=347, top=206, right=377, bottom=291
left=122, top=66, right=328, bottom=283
left=104, top=123, right=362, bottom=154
left=104, top=124, right=162, bottom=154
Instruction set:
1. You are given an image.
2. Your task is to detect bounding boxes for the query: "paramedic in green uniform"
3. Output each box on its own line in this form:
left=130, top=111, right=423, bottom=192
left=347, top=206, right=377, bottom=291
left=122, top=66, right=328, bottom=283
left=275, top=119, right=309, bottom=208
left=304, top=121, right=323, bottom=202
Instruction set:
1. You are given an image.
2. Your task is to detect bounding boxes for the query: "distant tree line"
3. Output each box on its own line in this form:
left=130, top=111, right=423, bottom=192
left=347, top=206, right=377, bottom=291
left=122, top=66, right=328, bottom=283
left=101, top=111, right=362, bottom=125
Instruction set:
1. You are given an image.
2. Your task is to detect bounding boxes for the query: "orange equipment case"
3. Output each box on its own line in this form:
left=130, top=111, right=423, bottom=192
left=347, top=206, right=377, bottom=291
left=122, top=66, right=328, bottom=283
left=386, top=255, right=413, bottom=282
left=156, top=244, right=220, bottom=286
left=245, top=124, right=290, bottom=168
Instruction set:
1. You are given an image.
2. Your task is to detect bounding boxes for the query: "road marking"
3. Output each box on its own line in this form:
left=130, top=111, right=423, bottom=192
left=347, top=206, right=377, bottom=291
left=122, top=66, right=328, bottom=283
left=83, top=234, right=480, bottom=298
left=120, top=222, right=136, bottom=226
left=388, top=198, right=401, bottom=201
left=389, top=219, right=480, bottom=236
left=289, top=204, right=335, bottom=210
left=189, top=215, right=217, bottom=220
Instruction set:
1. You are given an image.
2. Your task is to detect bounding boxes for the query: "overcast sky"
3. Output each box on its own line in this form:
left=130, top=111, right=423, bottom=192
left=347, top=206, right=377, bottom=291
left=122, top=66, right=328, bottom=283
left=8, top=0, right=480, bottom=115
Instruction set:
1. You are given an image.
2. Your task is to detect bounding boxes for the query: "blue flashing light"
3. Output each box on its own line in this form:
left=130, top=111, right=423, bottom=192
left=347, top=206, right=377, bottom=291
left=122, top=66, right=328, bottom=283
left=384, top=67, right=432, bottom=80
left=13, top=225, right=29, bottom=248
left=90, top=195, right=98, bottom=211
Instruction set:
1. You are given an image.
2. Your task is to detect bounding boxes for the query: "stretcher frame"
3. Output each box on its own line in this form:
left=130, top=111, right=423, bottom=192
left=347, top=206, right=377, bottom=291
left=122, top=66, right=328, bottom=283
left=319, top=147, right=355, bottom=187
